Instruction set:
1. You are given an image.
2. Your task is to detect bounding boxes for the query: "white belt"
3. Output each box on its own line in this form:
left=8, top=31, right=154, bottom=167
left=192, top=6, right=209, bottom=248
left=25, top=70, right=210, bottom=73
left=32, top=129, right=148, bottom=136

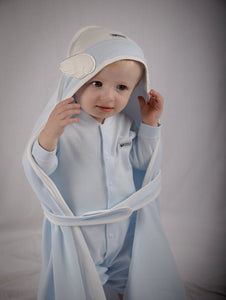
left=44, top=171, right=161, bottom=227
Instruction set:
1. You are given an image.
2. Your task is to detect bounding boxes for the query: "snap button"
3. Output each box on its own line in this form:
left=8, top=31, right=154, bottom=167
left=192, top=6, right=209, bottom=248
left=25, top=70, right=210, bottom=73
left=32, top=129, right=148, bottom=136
left=108, top=233, right=114, bottom=239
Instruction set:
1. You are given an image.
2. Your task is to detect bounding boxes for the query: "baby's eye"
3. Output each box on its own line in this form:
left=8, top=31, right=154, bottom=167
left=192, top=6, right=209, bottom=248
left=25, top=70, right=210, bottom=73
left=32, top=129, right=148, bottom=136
left=117, top=84, right=127, bottom=91
left=91, top=81, right=102, bottom=87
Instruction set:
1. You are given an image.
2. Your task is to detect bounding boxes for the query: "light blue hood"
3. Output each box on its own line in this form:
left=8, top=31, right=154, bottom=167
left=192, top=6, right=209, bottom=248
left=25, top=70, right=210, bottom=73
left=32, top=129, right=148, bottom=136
left=22, top=26, right=185, bottom=300
left=58, top=26, right=150, bottom=127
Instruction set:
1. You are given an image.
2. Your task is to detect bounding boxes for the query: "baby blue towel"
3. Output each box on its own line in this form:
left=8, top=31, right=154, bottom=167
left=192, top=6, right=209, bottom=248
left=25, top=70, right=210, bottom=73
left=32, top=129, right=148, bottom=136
left=23, top=26, right=186, bottom=300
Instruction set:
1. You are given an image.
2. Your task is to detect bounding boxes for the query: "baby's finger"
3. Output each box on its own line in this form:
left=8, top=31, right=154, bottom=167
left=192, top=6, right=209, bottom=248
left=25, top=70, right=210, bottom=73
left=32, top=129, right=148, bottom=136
left=55, top=97, right=74, bottom=108
left=61, top=117, right=80, bottom=127
left=150, top=89, right=163, bottom=100
left=59, top=108, right=80, bottom=120
left=61, top=97, right=75, bottom=104
left=55, top=99, right=80, bottom=114
left=149, top=89, right=157, bottom=97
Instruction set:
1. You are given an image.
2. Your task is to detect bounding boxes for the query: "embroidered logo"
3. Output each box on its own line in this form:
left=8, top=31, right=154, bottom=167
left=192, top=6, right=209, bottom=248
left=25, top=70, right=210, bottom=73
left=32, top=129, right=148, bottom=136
left=119, top=141, right=132, bottom=148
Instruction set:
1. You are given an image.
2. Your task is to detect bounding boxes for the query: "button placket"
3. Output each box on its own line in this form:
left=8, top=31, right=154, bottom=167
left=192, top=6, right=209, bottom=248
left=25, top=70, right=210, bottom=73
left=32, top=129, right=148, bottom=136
left=100, top=125, right=115, bottom=208
left=100, top=124, right=120, bottom=258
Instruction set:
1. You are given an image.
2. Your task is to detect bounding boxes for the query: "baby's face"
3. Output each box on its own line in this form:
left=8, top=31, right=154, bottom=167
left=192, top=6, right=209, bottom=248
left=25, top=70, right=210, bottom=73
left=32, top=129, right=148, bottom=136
left=76, top=60, right=143, bottom=123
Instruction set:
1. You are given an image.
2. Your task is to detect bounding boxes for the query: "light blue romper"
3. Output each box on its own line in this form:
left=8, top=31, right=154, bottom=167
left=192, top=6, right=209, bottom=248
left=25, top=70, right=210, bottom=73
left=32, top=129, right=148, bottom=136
left=32, top=109, right=160, bottom=293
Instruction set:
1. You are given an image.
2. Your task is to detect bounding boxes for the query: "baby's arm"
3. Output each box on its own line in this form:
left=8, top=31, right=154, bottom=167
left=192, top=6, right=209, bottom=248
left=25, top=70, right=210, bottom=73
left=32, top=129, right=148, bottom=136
left=131, top=90, right=164, bottom=169
left=32, top=97, right=80, bottom=175
left=32, top=139, right=58, bottom=175
left=39, top=97, right=80, bottom=151
left=130, top=123, right=160, bottom=170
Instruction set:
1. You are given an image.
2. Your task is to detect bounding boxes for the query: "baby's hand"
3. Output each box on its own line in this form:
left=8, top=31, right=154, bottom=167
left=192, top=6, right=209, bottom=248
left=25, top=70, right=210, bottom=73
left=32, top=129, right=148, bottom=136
left=39, top=97, right=80, bottom=151
left=138, top=89, right=164, bottom=127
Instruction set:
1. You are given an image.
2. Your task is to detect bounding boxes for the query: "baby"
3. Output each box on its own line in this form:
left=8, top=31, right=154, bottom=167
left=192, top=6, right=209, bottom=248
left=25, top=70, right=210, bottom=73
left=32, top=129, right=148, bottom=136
left=33, top=59, right=163, bottom=299
left=24, top=26, right=185, bottom=300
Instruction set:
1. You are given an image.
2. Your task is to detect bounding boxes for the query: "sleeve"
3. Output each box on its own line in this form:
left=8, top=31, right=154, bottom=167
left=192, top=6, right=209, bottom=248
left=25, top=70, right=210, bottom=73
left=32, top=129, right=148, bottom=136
left=31, top=139, right=58, bottom=175
left=130, top=123, right=161, bottom=170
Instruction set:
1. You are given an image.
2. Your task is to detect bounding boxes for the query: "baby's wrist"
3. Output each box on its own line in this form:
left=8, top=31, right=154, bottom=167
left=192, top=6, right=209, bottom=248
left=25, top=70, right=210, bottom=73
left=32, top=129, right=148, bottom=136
left=39, top=130, right=58, bottom=152
left=142, top=119, right=159, bottom=127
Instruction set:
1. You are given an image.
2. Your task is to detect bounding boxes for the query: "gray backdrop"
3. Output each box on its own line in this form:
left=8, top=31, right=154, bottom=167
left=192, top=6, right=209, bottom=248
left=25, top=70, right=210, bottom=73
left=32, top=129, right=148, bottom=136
left=0, top=0, right=225, bottom=299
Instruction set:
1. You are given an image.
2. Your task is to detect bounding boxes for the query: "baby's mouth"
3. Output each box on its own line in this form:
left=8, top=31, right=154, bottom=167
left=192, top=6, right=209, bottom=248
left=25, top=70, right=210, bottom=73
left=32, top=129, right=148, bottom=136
left=96, top=105, right=114, bottom=112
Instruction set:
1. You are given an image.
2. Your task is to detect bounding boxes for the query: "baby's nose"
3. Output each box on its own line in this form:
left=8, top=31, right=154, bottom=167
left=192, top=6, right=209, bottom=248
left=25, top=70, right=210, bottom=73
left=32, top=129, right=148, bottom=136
left=101, top=87, right=115, bottom=101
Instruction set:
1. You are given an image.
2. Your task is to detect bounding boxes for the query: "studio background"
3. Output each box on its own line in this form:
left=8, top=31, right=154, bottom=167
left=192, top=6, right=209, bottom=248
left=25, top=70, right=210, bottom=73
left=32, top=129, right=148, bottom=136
left=0, top=0, right=225, bottom=299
